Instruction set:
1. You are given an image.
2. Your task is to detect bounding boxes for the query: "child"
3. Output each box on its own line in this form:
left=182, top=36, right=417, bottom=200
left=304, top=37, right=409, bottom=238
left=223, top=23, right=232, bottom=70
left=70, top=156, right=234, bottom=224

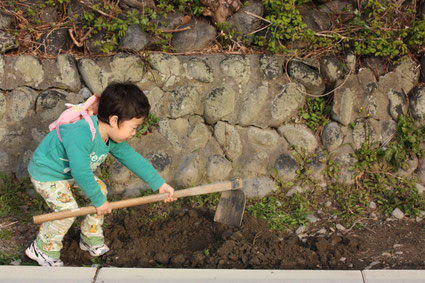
left=25, top=82, right=176, bottom=267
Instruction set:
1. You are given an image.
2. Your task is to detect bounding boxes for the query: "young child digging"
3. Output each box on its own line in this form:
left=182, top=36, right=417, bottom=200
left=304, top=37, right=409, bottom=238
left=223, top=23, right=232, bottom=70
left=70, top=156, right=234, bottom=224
left=25, top=82, right=176, bottom=267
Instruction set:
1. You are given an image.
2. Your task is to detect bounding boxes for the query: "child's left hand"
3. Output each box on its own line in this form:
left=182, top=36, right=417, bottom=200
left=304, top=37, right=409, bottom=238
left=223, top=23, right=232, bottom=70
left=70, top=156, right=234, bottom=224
left=158, top=183, right=177, bottom=203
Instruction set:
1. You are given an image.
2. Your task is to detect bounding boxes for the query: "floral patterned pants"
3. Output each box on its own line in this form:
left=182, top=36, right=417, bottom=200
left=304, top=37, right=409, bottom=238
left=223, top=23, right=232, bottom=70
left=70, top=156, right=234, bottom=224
left=31, top=176, right=108, bottom=259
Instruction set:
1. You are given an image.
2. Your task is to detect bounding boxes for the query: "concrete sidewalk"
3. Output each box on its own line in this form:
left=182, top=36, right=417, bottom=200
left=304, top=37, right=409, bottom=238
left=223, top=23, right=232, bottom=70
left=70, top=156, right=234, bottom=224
left=0, top=266, right=424, bottom=283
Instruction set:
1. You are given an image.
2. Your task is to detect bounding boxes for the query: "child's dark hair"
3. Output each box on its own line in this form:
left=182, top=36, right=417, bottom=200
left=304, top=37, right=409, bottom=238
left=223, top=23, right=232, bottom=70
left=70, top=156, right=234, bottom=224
left=97, top=82, right=150, bottom=125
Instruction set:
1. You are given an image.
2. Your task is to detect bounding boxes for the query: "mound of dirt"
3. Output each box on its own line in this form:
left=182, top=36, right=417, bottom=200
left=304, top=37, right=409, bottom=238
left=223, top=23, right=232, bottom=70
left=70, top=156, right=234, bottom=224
left=58, top=205, right=425, bottom=269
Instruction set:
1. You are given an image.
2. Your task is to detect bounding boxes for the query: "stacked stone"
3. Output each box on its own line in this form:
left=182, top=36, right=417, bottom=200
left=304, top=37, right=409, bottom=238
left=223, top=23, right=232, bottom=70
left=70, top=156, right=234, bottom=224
left=0, top=52, right=424, bottom=201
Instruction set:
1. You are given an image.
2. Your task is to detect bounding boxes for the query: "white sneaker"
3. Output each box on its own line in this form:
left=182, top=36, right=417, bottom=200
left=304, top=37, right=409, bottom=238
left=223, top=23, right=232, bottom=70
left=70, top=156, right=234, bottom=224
left=79, top=240, right=109, bottom=257
left=25, top=241, right=64, bottom=267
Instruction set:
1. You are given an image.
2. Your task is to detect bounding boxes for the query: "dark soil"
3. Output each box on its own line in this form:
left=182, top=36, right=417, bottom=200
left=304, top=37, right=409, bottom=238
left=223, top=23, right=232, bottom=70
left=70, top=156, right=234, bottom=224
left=48, top=205, right=425, bottom=270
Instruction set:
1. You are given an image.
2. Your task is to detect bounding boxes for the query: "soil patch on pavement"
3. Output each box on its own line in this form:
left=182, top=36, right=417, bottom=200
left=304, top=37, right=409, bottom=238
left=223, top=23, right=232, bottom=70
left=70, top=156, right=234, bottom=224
left=52, top=205, right=425, bottom=269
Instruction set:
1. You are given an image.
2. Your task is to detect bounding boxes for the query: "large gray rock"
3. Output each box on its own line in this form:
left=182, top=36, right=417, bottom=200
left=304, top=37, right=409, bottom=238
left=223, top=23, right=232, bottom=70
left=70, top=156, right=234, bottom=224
left=206, top=154, right=232, bottom=182
left=174, top=154, right=201, bottom=187
left=307, top=151, right=327, bottom=183
left=78, top=53, right=145, bottom=94
left=145, top=152, right=172, bottom=173
left=158, top=119, right=183, bottom=152
left=287, top=60, right=325, bottom=95
left=149, top=53, right=181, bottom=76
left=187, top=117, right=210, bottom=150
left=169, top=86, right=202, bottom=118
left=331, top=87, right=354, bottom=126
left=152, top=12, right=184, bottom=30
left=0, top=54, right=80, bottom=91
left=242, top=177, right=276, bottom=198
left=120, top=0, right=155, bottom=9
left=38, top=28, right=72, bottom=54
left=0, top=31, right=18, bottom=54
left=14, top=55, right=44, bottom=88
left=278, top=124, right=318, bottom=154
left=185, top=58, right=214, bottom=83
left=381, top=120, right=397, bottom=146
left=220, top=55, right=251, bottom=84
left=387, top=89, right=407, bottom=120
left=214, top=122, right=242, bottom=161
left=171, top=20, right=216, bottom=52
left=53, top=54, right=81, bottom=92
left=270, top=83, right=306, bottom=126
left=247, top=127, right=280, bottom=148
left=332, top=68, right=386, bottom=125
left=35, top=89, right=68, bottom=122
left=227, top=0, right=264, bottom=37
left=274, top=153, right=298, bottom=182
left=8, top=87, right=38, bottom=122
left=409, top=86, right=425, bottom=126
left=301, top=9, right=331, bottom=32
left=241, top=151, right=269, bottom=176
left=319, top=56, right=345, bottom=84
left=377, top=57, right=419, bottom=101
left=238, top=85, right=269, bottom=126
left=0, top=11, right=14, bottom=30
left=321, top=122, right=343, bottom=151
left=204, top=87, right=235, bottom=124
left=259, top=54, right=280, bottom=80
left=119, top=24, right=150, bottom=51
left=351, top=118, right=379, bottom=150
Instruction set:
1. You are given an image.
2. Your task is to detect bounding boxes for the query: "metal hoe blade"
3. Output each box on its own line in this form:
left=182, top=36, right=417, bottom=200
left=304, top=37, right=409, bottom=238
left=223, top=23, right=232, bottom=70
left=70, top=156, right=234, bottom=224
left=214, top=189, right=246, bottom=227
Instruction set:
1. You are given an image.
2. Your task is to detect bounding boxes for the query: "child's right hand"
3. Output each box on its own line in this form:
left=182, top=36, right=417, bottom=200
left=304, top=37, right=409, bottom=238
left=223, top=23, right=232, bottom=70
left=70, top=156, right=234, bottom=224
left=158, top=183, right=177, bottom=203
left=96, top=200, right=112, bottom=217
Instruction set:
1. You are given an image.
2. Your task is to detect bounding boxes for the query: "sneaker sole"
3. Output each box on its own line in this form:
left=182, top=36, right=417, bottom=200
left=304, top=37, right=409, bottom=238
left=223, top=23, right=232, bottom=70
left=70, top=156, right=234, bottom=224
left=25, top=244, right=63, bottom=267
left=79, top=241, right=109, bottom=257
left=25, top=247, right=41, bottom=264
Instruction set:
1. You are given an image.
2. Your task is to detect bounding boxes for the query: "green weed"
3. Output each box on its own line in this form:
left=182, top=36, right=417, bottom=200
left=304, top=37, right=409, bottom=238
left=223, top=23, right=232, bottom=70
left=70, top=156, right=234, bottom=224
left=0, top=230, right=13, bottom=241
left=0, top=251, right=19, bottom=265
left=327, top=182, right=370, bottom=224
left=136, top=113, right=161, bottom=137
left=382, top=115, right=425, bottom=171
left=298, top=97, right=331, bottom=132
left=178, top=192, right=220, bottom=209
left=0, top=174, right=46, bottom=222
left=247, top=190, right=310, bottom=231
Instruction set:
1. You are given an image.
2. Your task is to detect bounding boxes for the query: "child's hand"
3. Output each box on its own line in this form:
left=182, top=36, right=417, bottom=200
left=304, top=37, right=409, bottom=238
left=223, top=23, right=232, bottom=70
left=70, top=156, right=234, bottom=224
left=96, top=200, right=112, bottom=217
left=158, top=183, right=177, bottom=203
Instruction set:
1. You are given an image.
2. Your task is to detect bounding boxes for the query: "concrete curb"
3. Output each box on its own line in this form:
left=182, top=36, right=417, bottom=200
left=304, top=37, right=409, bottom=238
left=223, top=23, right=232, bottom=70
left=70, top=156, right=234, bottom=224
left=0, top=266, right=424, bottom=283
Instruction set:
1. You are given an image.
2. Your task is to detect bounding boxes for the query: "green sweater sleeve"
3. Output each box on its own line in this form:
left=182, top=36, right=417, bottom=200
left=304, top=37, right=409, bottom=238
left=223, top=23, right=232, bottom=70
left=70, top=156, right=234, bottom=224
left=109, top=141, right=165, bottom=191
left=61, top=126, right=107, bottom=207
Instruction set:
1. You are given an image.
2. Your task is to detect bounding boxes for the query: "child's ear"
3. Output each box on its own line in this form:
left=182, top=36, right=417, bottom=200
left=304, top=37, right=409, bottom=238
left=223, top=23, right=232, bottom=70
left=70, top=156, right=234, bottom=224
left=109, top=115, right=119, bottom=128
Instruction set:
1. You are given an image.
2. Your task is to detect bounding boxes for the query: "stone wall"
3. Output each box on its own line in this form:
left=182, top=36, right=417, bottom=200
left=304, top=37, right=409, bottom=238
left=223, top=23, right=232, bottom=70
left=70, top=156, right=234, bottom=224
left=1, top=53, right=424, bottom=198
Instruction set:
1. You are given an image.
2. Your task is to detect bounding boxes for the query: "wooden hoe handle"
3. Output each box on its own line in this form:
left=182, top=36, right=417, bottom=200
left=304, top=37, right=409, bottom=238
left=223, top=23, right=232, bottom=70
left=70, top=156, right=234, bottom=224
left=33, top=179, right=242, bottom=224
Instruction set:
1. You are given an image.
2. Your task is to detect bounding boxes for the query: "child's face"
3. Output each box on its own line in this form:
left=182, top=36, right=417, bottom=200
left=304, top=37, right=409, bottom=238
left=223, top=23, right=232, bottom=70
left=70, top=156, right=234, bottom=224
left=109, top=116, right=144, bottom=143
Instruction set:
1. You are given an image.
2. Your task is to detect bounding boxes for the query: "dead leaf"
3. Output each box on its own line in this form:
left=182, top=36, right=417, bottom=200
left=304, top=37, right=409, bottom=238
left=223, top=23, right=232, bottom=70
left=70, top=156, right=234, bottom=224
left=180, top=15, right=191, bottom=25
